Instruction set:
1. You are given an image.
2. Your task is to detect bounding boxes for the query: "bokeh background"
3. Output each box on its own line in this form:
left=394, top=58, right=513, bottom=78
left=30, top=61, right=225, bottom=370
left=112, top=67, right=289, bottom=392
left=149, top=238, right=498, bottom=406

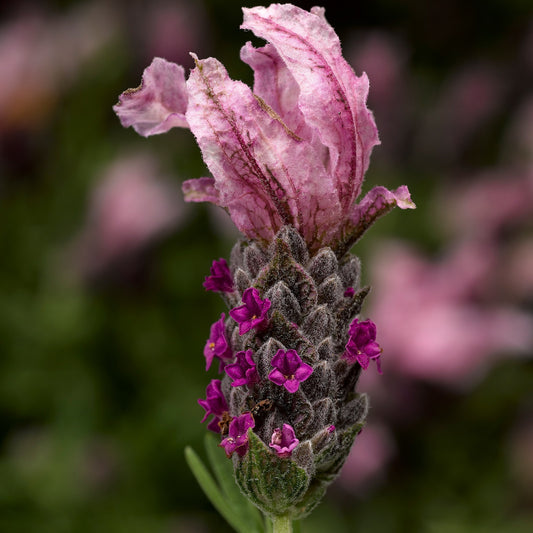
left=1, top=0, right=532, bottom=531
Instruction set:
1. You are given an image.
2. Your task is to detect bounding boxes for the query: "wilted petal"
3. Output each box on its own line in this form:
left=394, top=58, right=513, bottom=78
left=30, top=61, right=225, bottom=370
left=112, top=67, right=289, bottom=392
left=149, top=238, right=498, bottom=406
left=113, top=57, right=188, bottom=137
left=185, top=53, right=338, bottom=246
left=182, top=177, right=221, bottom=204
left=242, top=5, right=380, bottom=213
left=346, top=185, right=415, bottom=245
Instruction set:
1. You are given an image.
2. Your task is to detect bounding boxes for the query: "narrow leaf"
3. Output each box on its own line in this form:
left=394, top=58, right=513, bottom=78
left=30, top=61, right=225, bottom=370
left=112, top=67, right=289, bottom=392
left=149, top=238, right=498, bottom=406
left=185, top=446, right=252, bottom=533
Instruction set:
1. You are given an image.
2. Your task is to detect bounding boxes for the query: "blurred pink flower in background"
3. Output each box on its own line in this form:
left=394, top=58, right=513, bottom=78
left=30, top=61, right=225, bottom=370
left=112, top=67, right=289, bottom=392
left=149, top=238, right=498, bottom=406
left=336, top=423, right=396, bottom=494
left=140, top=0, right=210, bottom=66
left=347, top=31, right=412, bottom=163
left=416, top=62, right=507, bottom=164
left=69, top=153, right=186, bottom=280
left=0, top=2, right=116, bottom=133
left=368, top=241, right=533, bottom=387
left=440, top=168, right=533, bottom=238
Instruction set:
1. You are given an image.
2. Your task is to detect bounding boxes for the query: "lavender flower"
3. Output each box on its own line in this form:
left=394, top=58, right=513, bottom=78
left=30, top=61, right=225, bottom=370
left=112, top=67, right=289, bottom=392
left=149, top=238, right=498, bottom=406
left=229, top=287, right=271, bottom=335
left=343, top=318, right=383, bottom=373
left=219, top=412, right=255, bottom=458
left=225, top=349, right=260, bottom=387
left=204, top=313, right=233, bottom=371
left=268, top=349, right=313, bottom=393
left=203, top=258, right=234, bottom=293
left=198, top=379, right=228, bottom=433
left=269, top=424, right=299, bottom=458
left=115, top=2, right=415, bottom=526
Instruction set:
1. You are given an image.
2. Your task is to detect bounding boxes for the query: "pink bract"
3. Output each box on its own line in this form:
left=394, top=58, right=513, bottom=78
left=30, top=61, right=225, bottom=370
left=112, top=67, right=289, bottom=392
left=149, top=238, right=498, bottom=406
left=114, top=4, right=415, bottom=252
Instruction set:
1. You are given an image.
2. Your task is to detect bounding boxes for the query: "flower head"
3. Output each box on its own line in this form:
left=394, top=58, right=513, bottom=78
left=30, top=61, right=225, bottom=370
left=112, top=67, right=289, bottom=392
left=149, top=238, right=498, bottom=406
left=114, top=4, right=414, bottom=253
left=219, top=412, right=255, bottom=458
left=225, top=349, right=260, bottom=387
left=269, top=424, right=299, bottom=458
left=203, top=258, right=234, bottom=292
left=204, top=313, right=233, bottom=372
left=229, top=287, right=271, bottom=335
left=343, top=318, right=382, bottom=373
left=198, top=379, right=229, bottom=433
left=268, top=349, right=313, bottom=393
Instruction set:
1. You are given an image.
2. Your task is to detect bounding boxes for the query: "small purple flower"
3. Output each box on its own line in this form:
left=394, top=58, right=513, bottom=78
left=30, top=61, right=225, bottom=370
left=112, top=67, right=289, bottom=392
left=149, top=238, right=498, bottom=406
left=344, top=287, right=355, bottom=298
left=225, top=349, right=260, bottom=387
left=219, top=412, right=255, bottom=458
left=229, top=287, right=271, bottom=335
left=343, top=318, right=382, bottom=374
left=204, top=313, right=233, bottom=372
left=203, top=258, right=234, bottom=293
left=198, top=380, right=229, bottom=433
left=269, top=424, right=299, bottom=458
left=268, top=349, right=313, bottom=393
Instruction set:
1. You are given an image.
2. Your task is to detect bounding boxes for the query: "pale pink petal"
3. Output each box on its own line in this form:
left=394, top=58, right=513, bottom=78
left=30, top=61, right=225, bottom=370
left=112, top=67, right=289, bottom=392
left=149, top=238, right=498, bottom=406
left=113, top=57, right=188, bottom=137
left=241, top=5, right=380, bottom=214
left=347, top=185, right=415, bottom=244
left=185, top=54, right=339, bottom=247
left=240, top=42, right=308, bottom=138
left=182, top=177, right=221, bottom=204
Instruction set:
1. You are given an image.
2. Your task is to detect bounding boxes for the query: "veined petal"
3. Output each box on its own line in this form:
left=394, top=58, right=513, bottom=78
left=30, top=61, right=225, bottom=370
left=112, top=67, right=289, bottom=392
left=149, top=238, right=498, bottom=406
left=241, top=5, right=380, bottom=213
left=346, top=185, right=416, bottom=245
left=186, top=53, right=339, bottom=246
left=182, top=177, right=221, bottom=204
left=113, top=57, right=188, bottom=137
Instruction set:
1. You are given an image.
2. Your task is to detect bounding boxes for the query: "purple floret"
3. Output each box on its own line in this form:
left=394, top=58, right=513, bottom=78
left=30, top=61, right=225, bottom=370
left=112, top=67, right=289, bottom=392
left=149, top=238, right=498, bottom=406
left=225, top=349, right=260, bottom=387
left=269, top=423, right=299, bottom=458
left=268, top=349, right=313, bottom=393
left=204, top=313, right=233, bottom=372
left=203, top=258, right=234, bottom=293
left=198, top=379, right=229, bottom=433
left=229, top=287, right=271, bottom=335
left=343, top=318, right=382, bottom=373
left=219, top=412, right=255, bottom=458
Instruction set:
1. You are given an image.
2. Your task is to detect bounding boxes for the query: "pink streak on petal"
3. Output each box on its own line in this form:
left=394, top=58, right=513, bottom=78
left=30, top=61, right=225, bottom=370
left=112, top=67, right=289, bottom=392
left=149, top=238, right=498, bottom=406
left=241, top=5, right=380, bottom=213
left=113, top=57, right=188, bottom=137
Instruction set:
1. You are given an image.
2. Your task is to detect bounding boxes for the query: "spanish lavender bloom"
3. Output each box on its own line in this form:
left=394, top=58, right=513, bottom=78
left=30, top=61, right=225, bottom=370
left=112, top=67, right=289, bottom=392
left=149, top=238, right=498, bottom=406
left=114, top=4, right=414, bottom=255
left=269, top=424, right=299, bottom=458
left=344, top=319, right=382, bottom=373
left=268, top=349, right=313, bottom=393
left=115, top=2, right=415, bottom=525
left=204, top=314, right=233, bottom=371
left=198, top=379, right=228, bottom=433
left=203, top=258, right=234, bottom=292
left=219, top=412, right=255, bottom=458
left=225, top=349, right=260, bottom=387
left=229, top=287, right=271, bottom=335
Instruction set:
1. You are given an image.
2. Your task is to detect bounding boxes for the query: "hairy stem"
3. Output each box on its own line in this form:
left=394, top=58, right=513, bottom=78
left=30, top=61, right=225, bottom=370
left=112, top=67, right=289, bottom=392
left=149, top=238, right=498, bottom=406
left=272, top=513, right=292, bottom=533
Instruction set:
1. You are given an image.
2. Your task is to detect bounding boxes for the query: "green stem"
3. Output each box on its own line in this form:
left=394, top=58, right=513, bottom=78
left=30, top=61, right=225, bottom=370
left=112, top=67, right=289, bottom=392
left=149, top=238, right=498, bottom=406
left=271, top=514, right=292, bottom=533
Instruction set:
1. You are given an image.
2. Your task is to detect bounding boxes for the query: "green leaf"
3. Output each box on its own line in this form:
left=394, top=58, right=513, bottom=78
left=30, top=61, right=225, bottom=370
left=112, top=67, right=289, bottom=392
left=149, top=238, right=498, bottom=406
left=185, top=445, right=260, bottom=533
left=204, top=434, right=265, bottom=532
